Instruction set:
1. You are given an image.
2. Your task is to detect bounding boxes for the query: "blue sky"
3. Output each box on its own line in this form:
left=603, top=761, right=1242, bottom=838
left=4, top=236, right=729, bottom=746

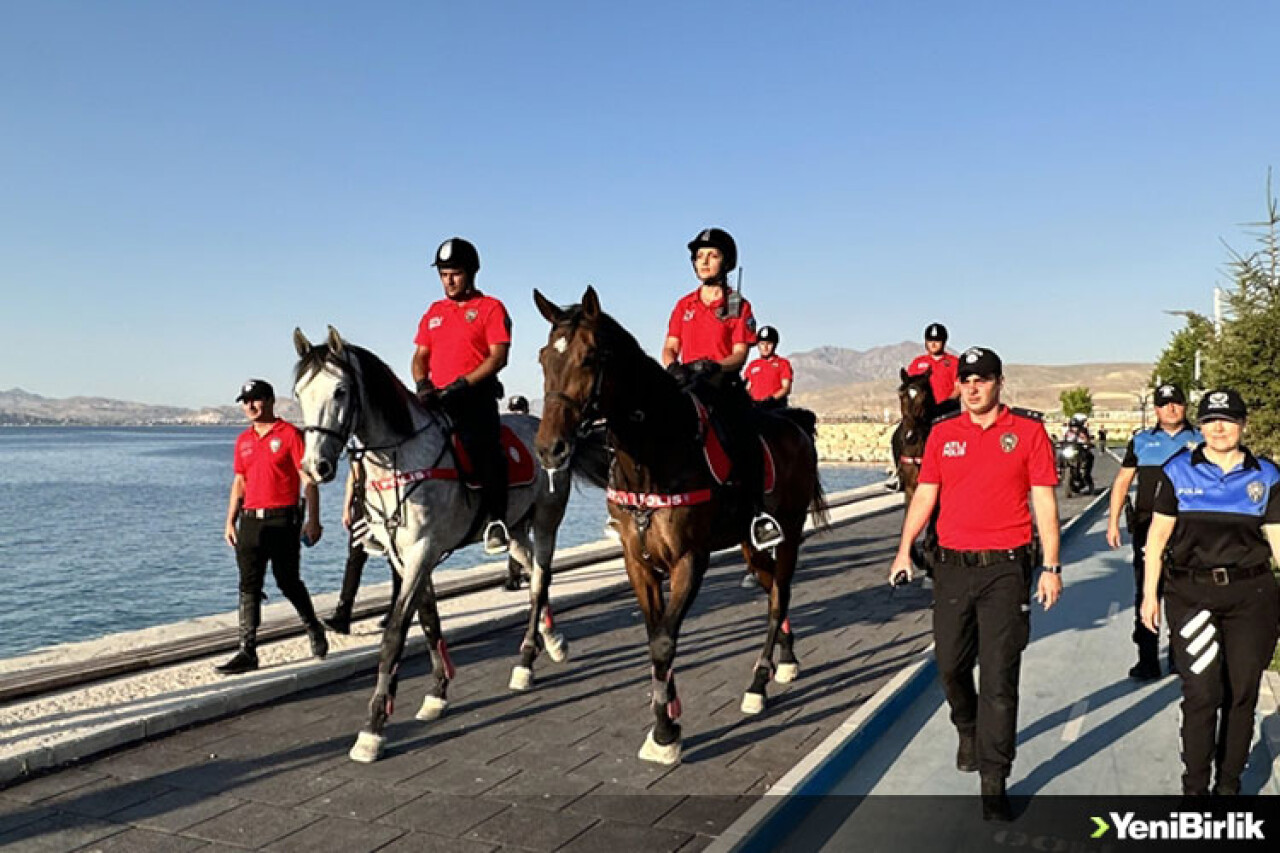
left=2, top=1, right=1277, bottom=407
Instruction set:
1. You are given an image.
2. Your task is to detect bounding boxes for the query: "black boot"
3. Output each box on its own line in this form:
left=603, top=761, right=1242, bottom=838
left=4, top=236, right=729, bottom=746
left=981, top=775, right=1012, bottom=822
left=216, top=592, right=260, bottom=675
left=956, top=731, right=978, bottom=772
left=323, top=601, right=352, bottom=635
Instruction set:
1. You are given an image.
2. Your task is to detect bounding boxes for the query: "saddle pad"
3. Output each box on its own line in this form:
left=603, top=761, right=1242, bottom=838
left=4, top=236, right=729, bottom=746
left=691, top=397, right=733, bottom=485
left=451, top=425, right=538, bottom=489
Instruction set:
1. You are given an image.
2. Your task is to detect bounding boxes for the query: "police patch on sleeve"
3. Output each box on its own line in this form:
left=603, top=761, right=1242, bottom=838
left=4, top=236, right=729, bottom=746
left=746, top=316, right=757, bottom=333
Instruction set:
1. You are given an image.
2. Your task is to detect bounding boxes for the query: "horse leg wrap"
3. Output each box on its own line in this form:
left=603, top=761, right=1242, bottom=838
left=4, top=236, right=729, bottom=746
left=650, top=668, right=680, bottom=721
left=437, top=639, right=456, bottom=681
left=542, top=607, right=555, bottom=631
left=781, top=618, right=792, bottom=635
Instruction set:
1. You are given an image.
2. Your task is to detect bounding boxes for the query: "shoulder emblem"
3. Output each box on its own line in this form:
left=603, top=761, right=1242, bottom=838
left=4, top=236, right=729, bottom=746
left=1009, top=407, right=1044, bottom=421
left=1247, top=480, right=1266, bottom=504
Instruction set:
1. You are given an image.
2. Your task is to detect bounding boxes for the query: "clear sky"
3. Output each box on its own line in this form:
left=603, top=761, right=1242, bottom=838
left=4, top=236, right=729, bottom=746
left=2, top=1, right=1277, bottom=408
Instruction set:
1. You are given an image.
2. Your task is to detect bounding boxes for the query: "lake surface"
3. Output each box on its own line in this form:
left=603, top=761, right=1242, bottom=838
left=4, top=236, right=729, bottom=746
left=0, top=427, right=880, bottom=659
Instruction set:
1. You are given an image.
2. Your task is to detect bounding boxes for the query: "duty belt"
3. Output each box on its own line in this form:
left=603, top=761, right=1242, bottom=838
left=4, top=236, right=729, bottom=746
left=242, top=506, right=300, bottom=521
left=935, top=544, right=1033, bottom=568
left=1166, top=564, right=1270, bottom=586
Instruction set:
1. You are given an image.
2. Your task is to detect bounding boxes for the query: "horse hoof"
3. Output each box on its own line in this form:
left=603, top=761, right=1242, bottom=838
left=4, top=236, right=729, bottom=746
left=638, top=729, right=682, bottom=765
left=415, top=695, right=448, bottom=721
left=775, top=662, right=800, bottom=684
left=542, top=632, right=569, bottom=663
left=348, top=731, right=385, bottom=763
left=508, top=665, right=534, bottom=691
left=741, top=692, right=766, bottom=715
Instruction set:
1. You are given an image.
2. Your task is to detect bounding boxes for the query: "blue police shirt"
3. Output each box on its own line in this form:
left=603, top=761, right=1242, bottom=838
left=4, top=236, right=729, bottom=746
left=1121, top=424, right=1203, bottom=515
left=1151, top=445, right=1280, bottom=570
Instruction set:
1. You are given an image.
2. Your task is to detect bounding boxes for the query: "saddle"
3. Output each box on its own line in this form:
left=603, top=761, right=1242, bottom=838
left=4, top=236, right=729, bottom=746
left=450, top=425, right=538, bottom=489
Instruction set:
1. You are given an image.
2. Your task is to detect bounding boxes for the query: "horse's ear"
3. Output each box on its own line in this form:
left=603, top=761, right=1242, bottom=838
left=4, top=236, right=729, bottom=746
left=533, top=289, right=566, bottom=324
left=581, top=285, right=600, bottom=320
left=294, top=328, right=311, bottom=358
left=900, top=367, right=909, bottom=384
left=326, top=325, right=345, bottom=356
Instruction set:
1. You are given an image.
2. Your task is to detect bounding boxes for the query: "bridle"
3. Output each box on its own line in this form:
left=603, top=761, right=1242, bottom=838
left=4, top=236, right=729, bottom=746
left=299, top=357, right=362, bottom=447
left=545, top=335, right=609, bottom=439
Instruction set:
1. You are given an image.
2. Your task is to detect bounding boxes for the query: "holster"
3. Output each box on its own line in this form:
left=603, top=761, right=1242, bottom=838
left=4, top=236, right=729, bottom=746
left=1123, top=497, right=1136, bottom=535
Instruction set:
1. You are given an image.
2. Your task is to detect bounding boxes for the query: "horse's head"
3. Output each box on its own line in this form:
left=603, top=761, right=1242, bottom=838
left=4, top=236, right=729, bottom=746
left=533, top=285, right=608, bottom=470
left=898, top=367, right=934, bottom=423
left=293, top=326, right=359, bottom=484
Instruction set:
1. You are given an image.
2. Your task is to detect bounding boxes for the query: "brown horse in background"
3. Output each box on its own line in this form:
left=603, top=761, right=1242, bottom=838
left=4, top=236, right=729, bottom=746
left=533, top=286, right=829, bottom=765
left=890, top=367, right=941, bottom=573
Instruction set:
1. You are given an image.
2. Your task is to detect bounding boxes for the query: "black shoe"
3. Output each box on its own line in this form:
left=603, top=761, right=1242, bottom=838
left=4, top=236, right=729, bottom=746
left=215, top=648, right=258, bottom=675
left=981, top=775, right=1012, bottom=822
left=323, top=607, right=352, bottom=635
left=308, top=625, right=329, bottom=660
left=484, top=520, right=510, bottom=555
left=1129, top=660, right=1162, bottom=682
left=956, top=732, right=978, bottom=773
left=750, top=513, right=784, bottom=550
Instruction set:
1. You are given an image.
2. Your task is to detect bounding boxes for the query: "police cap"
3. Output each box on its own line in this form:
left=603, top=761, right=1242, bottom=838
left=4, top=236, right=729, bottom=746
left=1153, top=383, right=1186, bottom=406
left=956, top=347, right=1002, bottom=380
left=1197, top=388, right=1247, bottom=424
left=235, top=379, right=275, bottom=403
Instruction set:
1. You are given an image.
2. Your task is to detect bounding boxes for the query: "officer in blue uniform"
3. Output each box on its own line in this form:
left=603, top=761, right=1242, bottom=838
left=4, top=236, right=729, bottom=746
left=1106, top=383, right=1202, bottom=680
left=1141, top=388, right=1280, bottom=796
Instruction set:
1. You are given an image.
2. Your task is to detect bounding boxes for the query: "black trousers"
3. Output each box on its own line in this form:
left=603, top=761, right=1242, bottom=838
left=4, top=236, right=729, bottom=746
left=692, top=372, right=765, bottom=508
left=235, top=512, right=319, bottom=626
left=442, top=382, right=506, bottom=523
left=933, top=557, right=1033, bottom=777
left=1129, top=516, right=1166, bottom=663
left=1164, top=569, right=1280, bottom=794
left=336, top=535, right=401, bottom=608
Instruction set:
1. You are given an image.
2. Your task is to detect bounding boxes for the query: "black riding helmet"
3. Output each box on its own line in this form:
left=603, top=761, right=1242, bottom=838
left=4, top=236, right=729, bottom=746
left=432, top=237, right=480, bottom=273
left=507, top=395, right=529, bottom=414
left=757, top=325, right=779, bottom=344
left=687, top=227, right=738, bottom=276
left=924, top=322, right=948, bottom=342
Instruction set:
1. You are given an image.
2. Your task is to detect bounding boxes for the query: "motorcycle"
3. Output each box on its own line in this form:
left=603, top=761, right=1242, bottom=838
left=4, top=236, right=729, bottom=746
left=1056, top=440, right=1094, bottom=498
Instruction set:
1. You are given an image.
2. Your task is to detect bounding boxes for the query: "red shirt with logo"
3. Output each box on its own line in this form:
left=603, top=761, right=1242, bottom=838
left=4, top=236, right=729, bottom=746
left=414, top=293, right=512, bottom=386
left=745, top=355, right=793, bottom=401
left=234, top=420, right=306, bottom=511
left=918, top=405, right=1058, bottom=549
left=907, top=352, right=959, bottom=405
left=666, top=289, right=757, bottom=363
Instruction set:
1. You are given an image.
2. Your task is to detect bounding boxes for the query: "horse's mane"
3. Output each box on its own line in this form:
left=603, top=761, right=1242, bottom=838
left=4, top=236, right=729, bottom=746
left=295, top=342, right=419, bottom=438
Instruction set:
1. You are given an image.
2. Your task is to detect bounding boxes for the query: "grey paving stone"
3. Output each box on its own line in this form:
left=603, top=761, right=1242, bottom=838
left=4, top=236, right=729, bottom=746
left=373, top=830, right=498, bottom=853
left=0, top=811, right=124, bottom=852
left=184, top=801, right=321, bottom=849
left=73, top=826, right=208, bottom=852
left=464, top=803, right=597, bottom=851
left=224, top=765, right=347, bottom=808
left=0, top=796, right=56, bottom=835
left=260, top=815, right=405, bottom=853
left=565, top=783, right=685, bottom=826
left=558, top=818, right=693, bottom=853
left=646, top=761, right=764, bottom=797
left=318, top=744, right=446, bottom=785
left=40, top=776, right=173, bottom=819
left=482, top=770, right=598, bottom=811
left=1, top=769, right=107, bottom=804
left=486, top=738, right=600, bottom=776
left=396, top=759, right=518, bottom=797
left=655, top=796, right=753, bottom=836
left=107, top=788, right=243, bottom=832
left=87, top=743, right=204, bottom=781
left=566, top=752, right=676, bottom=790
left=297, top=778, right=417, bottom=821
left=376, top=791, right=507, bottom=836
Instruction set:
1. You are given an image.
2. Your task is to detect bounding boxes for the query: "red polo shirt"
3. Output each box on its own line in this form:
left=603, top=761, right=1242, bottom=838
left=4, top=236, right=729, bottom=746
left=234, top=420, right=305, bottom=511
left=414, top=293, right=512, bottom=386
left=666, top=289, right=756, bottom=363
left=907, top=352, right=959, bottom=405
left=745, top=355, right=793, bottom=401
left=918, top=405, right=1058, bottom=549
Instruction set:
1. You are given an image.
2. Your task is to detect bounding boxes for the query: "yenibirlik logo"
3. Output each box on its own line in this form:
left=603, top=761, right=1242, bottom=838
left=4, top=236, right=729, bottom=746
left=1091, top=811, right=1265, bottom=841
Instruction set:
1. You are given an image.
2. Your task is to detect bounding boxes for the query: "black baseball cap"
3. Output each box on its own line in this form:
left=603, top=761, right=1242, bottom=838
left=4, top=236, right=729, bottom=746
left=1197, top=388, right=1247, bottom=423
left=1153, top=383, right=1186, bottom=406
left=235, top=379, right=275, bottom=402
left=956, top=346, right=1002, bottom=380
left=924, top=322, right=948, bottom=342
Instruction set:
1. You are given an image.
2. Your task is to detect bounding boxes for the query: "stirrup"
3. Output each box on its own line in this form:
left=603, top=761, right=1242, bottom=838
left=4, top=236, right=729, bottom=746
left=750, top=513, right=784, bottom=550
left=484, top=520, right=510, bottom=555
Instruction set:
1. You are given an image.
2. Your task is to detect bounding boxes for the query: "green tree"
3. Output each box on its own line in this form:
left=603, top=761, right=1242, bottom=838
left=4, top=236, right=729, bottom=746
left=1150, top=312, right=1214, bottom=393
left=1060, top=386, right=1093, bottom=418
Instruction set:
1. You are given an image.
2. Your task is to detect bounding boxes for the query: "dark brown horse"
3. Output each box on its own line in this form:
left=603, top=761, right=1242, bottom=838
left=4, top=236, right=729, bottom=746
left=890, top=367, right=940, bottom=573
left=533, top=286, right=829, bottom=765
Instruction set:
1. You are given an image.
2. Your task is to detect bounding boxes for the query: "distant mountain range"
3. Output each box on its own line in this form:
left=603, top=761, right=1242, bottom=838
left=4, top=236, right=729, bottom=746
left=1, top=342, right=1152, bottom=425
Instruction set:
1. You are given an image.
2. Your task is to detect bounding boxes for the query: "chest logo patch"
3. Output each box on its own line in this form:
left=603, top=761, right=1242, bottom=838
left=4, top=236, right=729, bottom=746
left=1248, top=480, right=1266, bottom=503
left=683, top=309, right=695, bottom=322
left=428, top=316, right=443, bottom=330
left=942, top=440, right=967, bottom=458
left=1000, top=433, right=1018, bottom=453
left=465, top=309, right=479, bottom=323
left=269, top=438, right=282, bottom=453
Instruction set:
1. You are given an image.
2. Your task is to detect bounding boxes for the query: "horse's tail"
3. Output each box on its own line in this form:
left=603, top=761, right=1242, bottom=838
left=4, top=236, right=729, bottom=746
left=569, top=424, right=612, bottom=490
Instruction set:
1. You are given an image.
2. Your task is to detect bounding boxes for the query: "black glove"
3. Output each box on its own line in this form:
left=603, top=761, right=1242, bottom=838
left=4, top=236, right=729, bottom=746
left=689, top=359, right=721, bottom=377
left=415, top=377, right=438, bottom=404
left=666, top=362, right=690, bottom=384
left=440, top=377, right=469, bottom=401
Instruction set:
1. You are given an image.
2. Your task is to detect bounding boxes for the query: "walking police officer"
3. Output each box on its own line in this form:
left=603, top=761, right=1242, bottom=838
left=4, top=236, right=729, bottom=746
left=1141, top=388, right=1280, bottom=797
left=218, top=379, right=327, bottom=675
left=889, top=347, right=1062, bottom=821
left=662, top=226, right=781, bottom=549
left=323, top=461, right=401, bottom=634
left=412, top=237, right=513, bottom=554
left=745, top=325, right=793, bottom=410
left=1106, top=382, right=1201, bottom=681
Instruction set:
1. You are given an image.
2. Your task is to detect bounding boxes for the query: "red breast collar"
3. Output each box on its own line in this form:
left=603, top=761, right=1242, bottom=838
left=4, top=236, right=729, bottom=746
left=370, top=468, right=459, bottom=491
left=606, top=488, right=713, bottom=509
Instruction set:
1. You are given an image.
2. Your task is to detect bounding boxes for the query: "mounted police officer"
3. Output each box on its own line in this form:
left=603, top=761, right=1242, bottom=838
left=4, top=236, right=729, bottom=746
left=1141, top=388, right=1280, bottom=796
left=507, top=395, right=530, bottom=415
left=745, top=325, right=793, bottom=411
left=1106, top=382, right=1201, bottom=680
left=906, top=322, right=960, bottom=418
left=661, top=226, right=782, bottom=549
left=412, top=237, right=512, bottom=554
left=888, top=347, right=1063, bottom=821
left=1059, top=413, right=1096, bottom=493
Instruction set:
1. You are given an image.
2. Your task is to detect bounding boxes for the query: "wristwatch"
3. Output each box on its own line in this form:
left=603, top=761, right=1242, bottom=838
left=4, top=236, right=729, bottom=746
left=1041, top=564, right=1062, bottom=575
